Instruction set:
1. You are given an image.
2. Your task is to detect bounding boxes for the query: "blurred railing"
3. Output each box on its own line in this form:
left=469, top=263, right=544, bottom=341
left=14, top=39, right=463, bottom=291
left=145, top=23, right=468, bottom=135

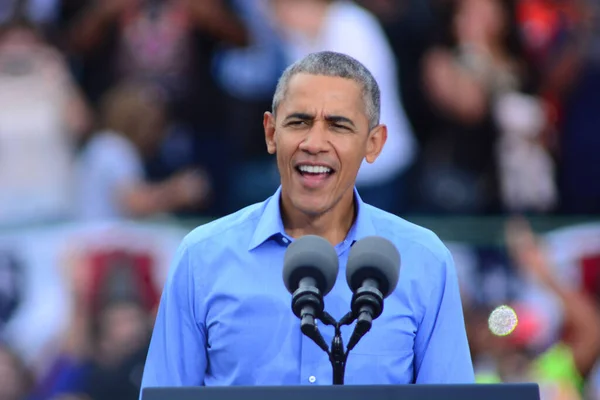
left=1, top=214, right=599, bottom=245
left=170, top=215, right=600, bottom=246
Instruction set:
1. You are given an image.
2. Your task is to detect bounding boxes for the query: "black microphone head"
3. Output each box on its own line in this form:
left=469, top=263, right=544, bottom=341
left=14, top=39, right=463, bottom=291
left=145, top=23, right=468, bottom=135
left=283, top=235, right=339, bottom=296
left=346, top=236, right=400, bottom=298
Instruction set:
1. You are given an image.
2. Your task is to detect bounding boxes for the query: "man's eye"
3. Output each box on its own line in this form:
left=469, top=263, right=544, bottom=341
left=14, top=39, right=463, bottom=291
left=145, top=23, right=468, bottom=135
left=288, top=121, right=307, bottom=126
left=332, top=124, right=350, bottom=131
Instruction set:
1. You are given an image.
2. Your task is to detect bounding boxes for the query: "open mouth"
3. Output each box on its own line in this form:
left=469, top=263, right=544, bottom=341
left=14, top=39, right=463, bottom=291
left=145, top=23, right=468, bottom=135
left=296, top=165, right=334, bottom=175
left=295, top=164, right=335, bottom=188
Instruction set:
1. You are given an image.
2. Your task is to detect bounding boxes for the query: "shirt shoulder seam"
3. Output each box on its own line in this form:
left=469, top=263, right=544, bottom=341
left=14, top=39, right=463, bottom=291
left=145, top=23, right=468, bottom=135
left=185, top=213, right=262, bottom=251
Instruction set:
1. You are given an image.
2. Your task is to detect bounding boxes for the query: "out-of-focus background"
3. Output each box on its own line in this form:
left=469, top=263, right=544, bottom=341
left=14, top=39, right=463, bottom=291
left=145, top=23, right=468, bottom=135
left=0, top=0, right=599, bottom=399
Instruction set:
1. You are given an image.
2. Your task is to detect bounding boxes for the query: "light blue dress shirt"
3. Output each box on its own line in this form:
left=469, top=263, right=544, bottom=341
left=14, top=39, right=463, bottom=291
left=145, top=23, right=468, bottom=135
left=141, top=187, right=474, bottom=388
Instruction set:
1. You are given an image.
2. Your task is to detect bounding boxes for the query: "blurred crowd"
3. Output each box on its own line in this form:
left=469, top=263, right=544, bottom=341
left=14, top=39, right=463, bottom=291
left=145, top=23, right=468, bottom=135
left=0, top=0, right=600, bottom=399
left=1, top=0, right=599, bottom=227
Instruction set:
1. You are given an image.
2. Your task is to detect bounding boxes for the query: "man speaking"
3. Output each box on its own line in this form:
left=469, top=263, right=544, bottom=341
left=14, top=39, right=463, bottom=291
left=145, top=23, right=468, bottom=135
left=140, top=51, right=474, bottom=387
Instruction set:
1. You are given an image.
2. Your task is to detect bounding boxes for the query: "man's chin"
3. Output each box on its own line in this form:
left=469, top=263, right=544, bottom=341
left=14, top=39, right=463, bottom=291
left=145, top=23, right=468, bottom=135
left=292, top=194, right=337, bottom=217
left=281, top=181, right=345, bottom=217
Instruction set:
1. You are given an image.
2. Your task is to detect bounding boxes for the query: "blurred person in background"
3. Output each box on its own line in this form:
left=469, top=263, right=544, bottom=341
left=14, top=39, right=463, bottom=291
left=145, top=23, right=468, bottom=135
left=421, top=0, right=557, bottom=214
left=0, top=15, right=91, bottom=226
left=63, top=0, right=248, bottom=106
left=75, top=81, right=211, bottom=221
left=0, top=343, right=33, bottom=400
left=355, top=0, right=438, bottom=159
left=81, top=298, right=152, bottom=400
left=515, top=0, right=600, bottom=213
left=268, top=0, right=418, bottom=214
left=61, top=0, right=250, bottom=217
left=211, top=0, right=289, bottom=211
left=491, top=217, right=600, bottom=399
left=30, top=251, right=156, bottom=400
left=534, top=0, right=600, bottom=215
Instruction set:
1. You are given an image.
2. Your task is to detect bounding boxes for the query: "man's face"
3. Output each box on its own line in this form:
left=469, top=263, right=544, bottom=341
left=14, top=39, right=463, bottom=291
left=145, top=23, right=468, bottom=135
left=264, top=73, right=386, bottom=216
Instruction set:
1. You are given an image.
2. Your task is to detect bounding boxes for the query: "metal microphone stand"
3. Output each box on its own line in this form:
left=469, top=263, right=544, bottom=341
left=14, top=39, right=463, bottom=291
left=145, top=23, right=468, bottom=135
left=302, top=311, right=366, bottom=385
left=294, top=284, right=383, bottom=385
left=321, top=312, right=354, bottom=385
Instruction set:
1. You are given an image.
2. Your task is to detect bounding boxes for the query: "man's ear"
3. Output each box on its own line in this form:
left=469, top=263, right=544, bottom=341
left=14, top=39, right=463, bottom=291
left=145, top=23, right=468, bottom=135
left=264, top=112, right=277, bottom=154
left=365, top=124, right=387, bottom=164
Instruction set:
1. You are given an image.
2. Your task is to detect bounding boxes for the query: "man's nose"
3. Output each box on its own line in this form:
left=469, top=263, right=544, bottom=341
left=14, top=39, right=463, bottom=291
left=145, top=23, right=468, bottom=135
left=299, top=124, right=329, bottom=155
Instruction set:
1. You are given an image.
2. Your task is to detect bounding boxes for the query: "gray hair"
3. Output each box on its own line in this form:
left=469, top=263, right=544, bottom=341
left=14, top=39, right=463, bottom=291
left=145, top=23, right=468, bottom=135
left=272, top=51, right=381, bottom=129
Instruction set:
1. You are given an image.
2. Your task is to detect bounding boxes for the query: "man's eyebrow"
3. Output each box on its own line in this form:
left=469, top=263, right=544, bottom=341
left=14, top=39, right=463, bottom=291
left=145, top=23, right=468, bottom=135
left=325, top=115, right=356, bottom=128
left=282, top=113, right=356, bottom=128
left=283, top=112, right=314, bottom=121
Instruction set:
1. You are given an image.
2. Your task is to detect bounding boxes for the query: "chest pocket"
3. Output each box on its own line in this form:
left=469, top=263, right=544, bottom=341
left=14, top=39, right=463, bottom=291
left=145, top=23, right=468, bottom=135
left=348, top=313, right=416, bottom=356
left=343, top=313, right=417, bottom=385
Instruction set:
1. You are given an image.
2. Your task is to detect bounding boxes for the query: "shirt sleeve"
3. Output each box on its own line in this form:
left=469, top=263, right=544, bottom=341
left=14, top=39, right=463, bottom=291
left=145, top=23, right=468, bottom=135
left=413, top=247, right=475, bottom=383
left=140, top=239, right=207, bottom=390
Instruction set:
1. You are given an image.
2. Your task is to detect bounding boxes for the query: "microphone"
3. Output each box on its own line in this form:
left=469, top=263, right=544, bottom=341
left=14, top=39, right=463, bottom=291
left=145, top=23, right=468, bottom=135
left=283, top=235, right=339, bottom=351
left=345, top=236, right=400, bottom=350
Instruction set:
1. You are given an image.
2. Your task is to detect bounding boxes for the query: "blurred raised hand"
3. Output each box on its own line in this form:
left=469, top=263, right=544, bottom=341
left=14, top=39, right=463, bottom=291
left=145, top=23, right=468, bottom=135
left=505, top=216, right=555, bottom=286
left=168, top=168, right=213, bottom=210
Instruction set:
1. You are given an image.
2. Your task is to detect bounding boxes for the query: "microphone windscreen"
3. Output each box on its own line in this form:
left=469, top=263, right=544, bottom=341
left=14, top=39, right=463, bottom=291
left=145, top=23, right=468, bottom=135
left=283, top=235, right=339, bottom=296
left=346, top=236, right=400, bottom=298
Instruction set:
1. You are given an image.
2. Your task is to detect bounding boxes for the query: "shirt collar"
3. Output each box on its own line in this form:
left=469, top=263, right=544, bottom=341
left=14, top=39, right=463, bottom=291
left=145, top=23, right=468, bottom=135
left=248, top=186, right=377, bottom=251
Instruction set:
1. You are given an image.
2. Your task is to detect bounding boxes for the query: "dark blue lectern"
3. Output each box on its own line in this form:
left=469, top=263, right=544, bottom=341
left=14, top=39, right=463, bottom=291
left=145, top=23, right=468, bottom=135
left=142, top=383, right=540, bottom=400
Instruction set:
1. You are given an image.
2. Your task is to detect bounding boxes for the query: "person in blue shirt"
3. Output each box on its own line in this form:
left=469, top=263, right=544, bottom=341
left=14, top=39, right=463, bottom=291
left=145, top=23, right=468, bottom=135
left=141, top=50, right=474, bottom=388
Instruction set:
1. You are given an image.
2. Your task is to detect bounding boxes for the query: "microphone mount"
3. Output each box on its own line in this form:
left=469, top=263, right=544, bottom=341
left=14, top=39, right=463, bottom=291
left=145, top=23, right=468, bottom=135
left=300, top=310, right=365, bottom=385
left=291, top=281, right=387, bottom=385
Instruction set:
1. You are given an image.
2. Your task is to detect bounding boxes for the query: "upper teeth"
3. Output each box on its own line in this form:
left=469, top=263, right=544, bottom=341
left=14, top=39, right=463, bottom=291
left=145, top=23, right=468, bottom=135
left=298, top=165, right=332, bottom=174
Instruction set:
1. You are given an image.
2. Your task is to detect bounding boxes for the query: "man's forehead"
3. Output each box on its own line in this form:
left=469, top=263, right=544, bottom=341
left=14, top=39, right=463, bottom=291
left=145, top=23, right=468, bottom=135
left=280, top=73, right=364, bottom=113
left=286, top=73, right=362, bottom=94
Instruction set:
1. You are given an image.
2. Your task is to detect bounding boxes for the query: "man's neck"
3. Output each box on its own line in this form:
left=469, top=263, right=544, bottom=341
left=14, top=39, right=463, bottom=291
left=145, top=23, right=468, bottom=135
left=280, top=193, right=356, bottom=247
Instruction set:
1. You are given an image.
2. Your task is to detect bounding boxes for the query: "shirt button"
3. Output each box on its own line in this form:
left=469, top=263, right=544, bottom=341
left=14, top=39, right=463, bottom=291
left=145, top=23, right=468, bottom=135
left=308, top=375, right=316, bottom=383
left=282, top=237, right=290, bottom=244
